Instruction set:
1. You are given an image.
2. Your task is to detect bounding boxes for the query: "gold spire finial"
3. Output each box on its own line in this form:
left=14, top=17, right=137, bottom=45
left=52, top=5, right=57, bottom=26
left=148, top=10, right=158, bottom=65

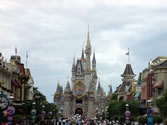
left=86, top=24, right=91, bottom=49
left=73, top=54, right=75, bottom=64
left=88, top=24, right=89, bottom=33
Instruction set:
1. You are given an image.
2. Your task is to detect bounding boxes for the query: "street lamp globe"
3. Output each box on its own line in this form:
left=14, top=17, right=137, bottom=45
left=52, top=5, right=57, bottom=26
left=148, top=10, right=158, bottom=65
left=105, top=106, right=108, bottom=112
left=9, top=95, right=14, bottom=105
left=125, top=104, right=129, bottom=111
left=9, top=95, right=14, bottom=100
left=125, top=104, right=129, bottom=107
left=61, top=107, right=63, bottom=112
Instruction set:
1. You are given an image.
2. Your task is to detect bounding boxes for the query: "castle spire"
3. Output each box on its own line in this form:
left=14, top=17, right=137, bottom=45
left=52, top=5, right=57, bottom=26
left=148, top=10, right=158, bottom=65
left=109, top=81, right=112, bottom=94
left=81, top=48, right=84, bottom=59
left=85, top=25, right=92, bottom=71
left=65, top=80, right=71, bottom=92
left=72, top=56, right=75, bottom=72
left=92, top=51, right=96, bottom=64
left=92, top=51, right=96, bottom=71
left=86, top=25, right=91, bottom=49
left=98, top=80, right=101, bottom=90
left=56, top=81, right=60, bottom=94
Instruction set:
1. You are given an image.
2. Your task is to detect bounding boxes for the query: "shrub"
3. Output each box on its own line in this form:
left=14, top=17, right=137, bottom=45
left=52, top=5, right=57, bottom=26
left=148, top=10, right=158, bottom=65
left=119, top=115, right=125, bottom=123
left=113, top=115, right=118, bottom=121
left=154, top=116, right=162, bottom=123
left=131, top=116, right=137, bottom=121
left=138, top=116, right=146, bottom=124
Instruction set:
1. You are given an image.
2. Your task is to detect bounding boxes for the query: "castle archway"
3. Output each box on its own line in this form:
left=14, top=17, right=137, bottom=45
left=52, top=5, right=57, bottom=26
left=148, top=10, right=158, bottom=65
left=75, top=108, right=83, bottom=115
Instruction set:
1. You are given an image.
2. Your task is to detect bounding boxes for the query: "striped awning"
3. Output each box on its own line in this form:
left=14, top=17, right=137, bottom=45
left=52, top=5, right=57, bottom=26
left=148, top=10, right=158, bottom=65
left=153, top=80, right=163, bottom=89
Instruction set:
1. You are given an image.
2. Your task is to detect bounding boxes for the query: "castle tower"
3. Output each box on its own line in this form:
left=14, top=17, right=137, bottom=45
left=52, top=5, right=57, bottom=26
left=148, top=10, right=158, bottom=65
left=85, top=27, right=92, bottom=72
left=54, top=82, right=64, bottom=111
left=64, top=80, right=72, bottom=117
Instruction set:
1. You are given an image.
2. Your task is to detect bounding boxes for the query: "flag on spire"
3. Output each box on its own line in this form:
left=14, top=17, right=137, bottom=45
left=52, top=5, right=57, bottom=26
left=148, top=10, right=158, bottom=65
left=125, top=48, right=130, bottom=64
left=125, top=52, right=129, bottom=55
left=125, top=48, right=129, bottom=55
left=15, top=45, right=17, bottom=55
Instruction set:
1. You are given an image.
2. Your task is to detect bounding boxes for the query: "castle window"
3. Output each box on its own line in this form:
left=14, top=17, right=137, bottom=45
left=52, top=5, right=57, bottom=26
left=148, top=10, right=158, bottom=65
left=76, top=99, right=82, bottom=104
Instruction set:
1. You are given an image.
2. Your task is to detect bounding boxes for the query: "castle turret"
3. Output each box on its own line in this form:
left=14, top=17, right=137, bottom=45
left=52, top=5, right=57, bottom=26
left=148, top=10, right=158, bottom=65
left=55, top=82, right=61, bottom=94
left=121, top=64, right=136, bottom=81
left=117, top=63, right=136, bottom=101
left=97, top=80, right=104, bottom=96
left=72, top=56, right=75, bottom=72
left=76, top=59, right=83, bottom=75
left=81, top=49, right=85, bottom=59
left=85, top=27, right=92, bottom=71
left=64, top=80, right=72, bottom=117
left=65, top=80, right=71, bottom=93
left=92, top=52, right=96, bottom=71
left=98, top=80, right=101, bottom=90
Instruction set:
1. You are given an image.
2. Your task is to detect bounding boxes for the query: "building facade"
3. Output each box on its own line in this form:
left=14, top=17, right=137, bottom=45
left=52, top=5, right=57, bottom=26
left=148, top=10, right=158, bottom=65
left=0, top=52, right=34, bottom=102
left=140, top=57, right=167, bottom=109
left=54, top=30, right=106, bottom=118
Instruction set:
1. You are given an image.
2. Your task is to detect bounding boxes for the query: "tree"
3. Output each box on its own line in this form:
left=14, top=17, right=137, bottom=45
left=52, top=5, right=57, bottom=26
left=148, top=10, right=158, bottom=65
left=33, top=87, right=47, bottom=104
left=107, top=99, right=140, bottom=118
left=127, top=100, right=140, bottom=116
left=156, top=89, right=167, bottom=118
left=14, top=87, right=58, bottom=118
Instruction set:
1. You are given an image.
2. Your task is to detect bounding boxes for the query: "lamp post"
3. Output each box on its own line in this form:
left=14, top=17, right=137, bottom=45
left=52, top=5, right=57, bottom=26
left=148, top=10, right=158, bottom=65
left=102, top=109, right=104, bottom=119
left=31, top=102, right=37, bottom=124
left=42, top=105, right=46, bottom=122
left=6, top=95, right=15, bottom=125
left=125, top=104, right=131, bottom=125
left=96, top=108, right=98, bottom=118
left=105, top=106, right=108, bottom=119
left=60, top=107, right=63, bottom=118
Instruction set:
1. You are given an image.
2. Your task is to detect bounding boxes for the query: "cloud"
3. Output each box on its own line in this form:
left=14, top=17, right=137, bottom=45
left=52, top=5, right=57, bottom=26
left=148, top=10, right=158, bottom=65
left=0, top=0, right=167, bottom=102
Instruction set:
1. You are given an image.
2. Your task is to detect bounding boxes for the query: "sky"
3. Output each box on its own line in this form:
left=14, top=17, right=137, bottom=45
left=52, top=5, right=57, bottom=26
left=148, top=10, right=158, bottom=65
left=0, top=0, right=167, bottom=102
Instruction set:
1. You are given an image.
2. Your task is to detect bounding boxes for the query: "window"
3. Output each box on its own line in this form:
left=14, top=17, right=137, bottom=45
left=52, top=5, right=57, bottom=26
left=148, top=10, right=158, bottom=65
left=158, top=88, right=161, bottom=95
left=76, top=99, right=82, bottom=104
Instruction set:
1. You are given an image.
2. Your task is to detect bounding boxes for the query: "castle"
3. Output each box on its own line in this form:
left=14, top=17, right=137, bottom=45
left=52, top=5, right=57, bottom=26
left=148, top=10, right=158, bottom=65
left=54, top=29, right=107, bottom=118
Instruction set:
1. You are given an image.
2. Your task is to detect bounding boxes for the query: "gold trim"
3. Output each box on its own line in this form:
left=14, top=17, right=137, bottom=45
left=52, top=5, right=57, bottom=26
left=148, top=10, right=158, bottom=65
left=73, top=81, right=86, bottom=98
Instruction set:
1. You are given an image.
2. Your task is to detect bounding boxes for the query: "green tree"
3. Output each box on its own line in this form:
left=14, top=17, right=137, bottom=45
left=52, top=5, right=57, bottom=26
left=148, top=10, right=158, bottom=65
left=107, top=99, right=140, bottom=118
left=156, top=90, right=167, bottom=118
left=14, top=87, right=58, bottom=118
left=45, top=103, right=58, bottom=118
left=127, top=100, right=140, bottom=116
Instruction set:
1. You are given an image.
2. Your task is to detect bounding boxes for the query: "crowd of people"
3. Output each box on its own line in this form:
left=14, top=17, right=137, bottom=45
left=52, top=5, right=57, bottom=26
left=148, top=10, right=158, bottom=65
left=8, top=114, right=166, bottom=125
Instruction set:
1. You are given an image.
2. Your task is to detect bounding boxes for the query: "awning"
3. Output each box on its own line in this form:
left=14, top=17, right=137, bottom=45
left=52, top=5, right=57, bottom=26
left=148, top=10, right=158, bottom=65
left=134, top=92, right=141, bottom=98
left=11, top=80, right=22, bottom=88
left=153, top=80, right=163, bottom=88
left=12, top=80, right=17, bottom=86
left=15, top=80, right=22, bottom=88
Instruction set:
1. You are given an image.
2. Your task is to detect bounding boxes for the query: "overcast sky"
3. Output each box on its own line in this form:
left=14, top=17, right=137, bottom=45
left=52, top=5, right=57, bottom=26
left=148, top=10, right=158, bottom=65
left=0, top=0, right=167, bottom=102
